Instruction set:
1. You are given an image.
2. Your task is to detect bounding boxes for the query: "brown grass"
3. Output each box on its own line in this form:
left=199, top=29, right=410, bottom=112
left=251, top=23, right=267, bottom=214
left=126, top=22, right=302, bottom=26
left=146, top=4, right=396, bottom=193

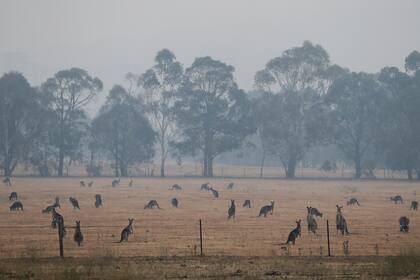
left=0, top=177, right=419, bottom=259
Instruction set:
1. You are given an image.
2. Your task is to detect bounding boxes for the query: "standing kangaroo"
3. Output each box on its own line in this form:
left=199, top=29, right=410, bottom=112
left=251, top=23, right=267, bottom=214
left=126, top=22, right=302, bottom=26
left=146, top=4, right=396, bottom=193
left=399, top=216, right=410, bottom=232
left=307, top=207, right=318, bottom=234
left=9, top=192, right=18, bottom=201
left=347, top=198, right=360, bottom=206
left=242, top=200, right=251, bottom=208
left=120, top=218, right=134, bottom=242
left=73, top=221, right=84, bottom=246
left=410, top=201, right=418, bottom=210
left=228, top=200, right=236, bottom=219
left=95, top=194, right=103, bottom=208
left=336, top=205, right=350, bottom=235
left=80, top=181, right=85, bottom=187
left=128, top=179, right=133, bottom=187
left=87, top=181, right=94, bottom=187
left=390, top=195, right=403, bottom=204
left=227, top=182, right=234, bottom=189
left=112, top=179, right=120, bottom=188
left=171, top=198, right=179, bottom=208
left=285, top=220, right=301, bottom=245
left=69, top=197, right=80, bottom=209
left=210, top=187, right=219, bottom=199
left=258, top=201, right=274, bottom=217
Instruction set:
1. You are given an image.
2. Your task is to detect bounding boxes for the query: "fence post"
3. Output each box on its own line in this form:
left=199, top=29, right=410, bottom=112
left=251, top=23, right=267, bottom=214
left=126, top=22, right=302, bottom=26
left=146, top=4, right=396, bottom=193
left=199, top=219, right=203, bottom=256
left=58, top=224, right=64, bottom=257
left=326, top=220, right=331, bottom=257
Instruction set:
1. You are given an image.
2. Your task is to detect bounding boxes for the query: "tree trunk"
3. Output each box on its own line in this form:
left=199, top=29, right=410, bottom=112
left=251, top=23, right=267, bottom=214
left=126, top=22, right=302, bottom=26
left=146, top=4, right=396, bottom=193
left=354, top=157, right=362, bottom=179
left=114, top=144, right=119, bottom=177
left=407, top=168, right=413, bottom=180
left=259, top=151, right=266, bottom=178
left=58, top=147, right=64, bottom=176
left=286, top=158, right=296, bottom=179
left=416, top=169, right=420, bottom=180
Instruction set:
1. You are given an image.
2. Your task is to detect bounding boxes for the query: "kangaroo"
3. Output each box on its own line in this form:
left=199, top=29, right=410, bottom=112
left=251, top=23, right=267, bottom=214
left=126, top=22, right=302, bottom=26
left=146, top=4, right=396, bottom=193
left=309, top=207, right=323, bottom=217
left=390, top=195, right=403, bottom=204
left=227, top=182, right=234, bottom=189
left=95, top=194, right=103, bottom=208
left=336, top=205, right=350, bottom=235
left=258, top=201, right=274, bottom=217
left=242, top=199, right=251, bottom=208
left=285, top=220, right=302, bottom=245
left=201, top=182, right=211, bottom=191
left=210, top=187, right=219, bottom=198
left=128, top=179, right=133, bottom=187
left=347, top=198, right=360, bottom=206
left=87, top=181, right=94, bottom=187
left=51, top=208, right=66, bottom=236
left=112, top=179, right=120, bottom=188
left=69, top=197, right=80, bottom=209
left=144, top=200, right=161, bottom=209
left=73, top=221, right=84, bottom=246
left=80, top=181, right=85, bottom=187
left=171, top=198, right=179, bottom=208
left=42, top=197, right=60, bottom=214
left=307, top=207, right=318, bottom=234
left=410, top=201, right=418, bottom=210
left=228, top=200, right=236, bottom=219
left=3, top=177, right=11, bottom=186
left=169, top=184, right=182, bottom=190
left=399, top=216, right=410, bottom=232
left=9, top=201, right=23, bottom=211
left=9, top=192, right=18, bottom=201
left=120, top=218, right=134, bottom=242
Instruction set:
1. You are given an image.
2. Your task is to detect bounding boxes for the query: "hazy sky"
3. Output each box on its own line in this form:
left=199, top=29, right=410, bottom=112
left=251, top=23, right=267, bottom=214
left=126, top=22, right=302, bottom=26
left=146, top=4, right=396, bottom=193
left=1, top=0, right=420, bottom=103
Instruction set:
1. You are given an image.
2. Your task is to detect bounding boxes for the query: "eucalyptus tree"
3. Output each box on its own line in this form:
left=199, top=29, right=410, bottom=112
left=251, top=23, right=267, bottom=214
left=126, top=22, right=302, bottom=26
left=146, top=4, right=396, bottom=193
left=0, top=72, right=45, bottom=176
left=41, top=68, right=102, bottom=176
left=173, top=56, right=255, bottom=177
left=138, top=49, right=183, bottom=177
left=92, top=85, right=155, bottom=177
left=255, top=41, right=342, bottom=178
left=326, top=72, right=385, bottom=178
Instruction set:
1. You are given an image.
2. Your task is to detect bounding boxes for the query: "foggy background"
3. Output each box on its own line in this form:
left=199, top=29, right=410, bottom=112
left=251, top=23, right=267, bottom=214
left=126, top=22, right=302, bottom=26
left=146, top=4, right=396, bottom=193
left=1, top=0, right=420, bottom=113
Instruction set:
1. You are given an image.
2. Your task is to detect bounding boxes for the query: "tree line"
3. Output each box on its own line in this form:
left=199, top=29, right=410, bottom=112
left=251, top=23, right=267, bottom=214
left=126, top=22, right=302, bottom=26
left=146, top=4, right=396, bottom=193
left=1, top=41, right=419, bottom=179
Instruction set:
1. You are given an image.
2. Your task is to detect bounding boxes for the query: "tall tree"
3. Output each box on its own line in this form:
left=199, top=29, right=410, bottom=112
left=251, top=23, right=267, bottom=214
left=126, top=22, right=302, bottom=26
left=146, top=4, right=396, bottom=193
left=0, top=72, right=44, bottom=176
left=326, top=72, right=385, bottom=178
left=173, top=57, right=256, bottom=177
left=41, top=68, right=102, bottom=176
left=138, top=49, right=183, bottom=177
left=92, top=85, right=155, bottom=177
left=255, top=41, right=340, bottom=178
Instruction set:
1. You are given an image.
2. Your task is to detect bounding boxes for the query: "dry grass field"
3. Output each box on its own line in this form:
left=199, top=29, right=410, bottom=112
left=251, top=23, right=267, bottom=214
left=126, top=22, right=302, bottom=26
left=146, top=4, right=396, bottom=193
left=0, top=177, right=419, bottom=260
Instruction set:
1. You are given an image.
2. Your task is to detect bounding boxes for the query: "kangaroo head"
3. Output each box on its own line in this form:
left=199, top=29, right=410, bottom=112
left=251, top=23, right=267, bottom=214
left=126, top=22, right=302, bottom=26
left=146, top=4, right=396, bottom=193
left=296, top=220, right=301, bottom=226
left=336, top=205, right=343, bottom=212
left=128, top=218, right=134, bottom=224
left=76, top=220, right=80, bottom=226
left=307, top=206, right=311, bottom=213
left=270, top=200, right=274, bottom=207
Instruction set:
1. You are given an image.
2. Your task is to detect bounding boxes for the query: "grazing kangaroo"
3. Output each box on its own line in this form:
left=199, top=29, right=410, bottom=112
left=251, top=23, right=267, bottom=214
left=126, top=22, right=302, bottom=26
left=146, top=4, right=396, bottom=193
left=112, top=179, right=120, bottom=188
left=228, top=200, right=236, bottom=219
left=95, top=194, right=103, bottom=208
left=390, top=195, right=403, bottom=204
left=80, top=181, right=85, bottom=187
left=144, top=200, right=161, bottom=209
left=201, top=182, right=211, bottom=191
left=120, top=218, right=134, bottom=242
left=87, top=181, right=94, bottom=187
left=227, top=182, right=234, bottom=189
left=9, top=192, right=18, bottom=201
left=399, top=216, right=410, bottom=232
left=307, top=207, right=318, bottom=234
left=347, top=198, right=360, bottom=206
left=42, top=197, right=60, bottom=213
left=336, top=205, right=350, bottom=235
left=410, top=201, right=418, bottom=210
left=285, top=220, right=302, bottom=245
left=258, top=201, right=274, bottom=217
left=309, top=207, right=323, bottom=218
left=128, top=179, right=133, bottom=187
left=3, top=177, right=11, bottom=186
left=51, top=208, right=66, bottom=236
left=169, top=184, right=182, bottom=190
left=69, top=197, right=80, bottom=209
left=243, top=199, right=251, bottom=208
left=73, top=221, right=84, bottom=246
left=171, top=198, right=179, bottom=208
left=9, top=201, right=23, bottom=211
left=210, top=187, right=219, bottom=198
